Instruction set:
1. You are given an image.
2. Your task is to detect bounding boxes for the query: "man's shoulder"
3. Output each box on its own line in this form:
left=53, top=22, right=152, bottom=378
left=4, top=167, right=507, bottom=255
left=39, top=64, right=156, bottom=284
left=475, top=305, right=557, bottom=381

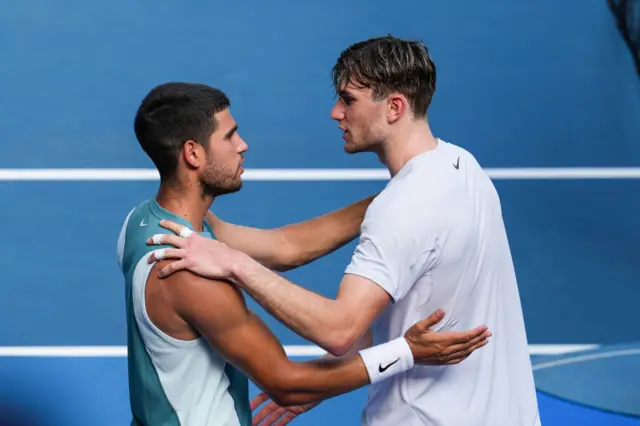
left=361, top=194, right=432, bottom=242
left=147, top=261, right=206, bottom=301
left=361, top=177, right=452, bottom=244
left=438, top=140, right=484, bottom=173
left=124, top=199, right=166, bottom=238
left=142, top=262, right=240, bottom=342
left=150, top=262, right=248, bottom=328
left=118, top=199, right=175, bottom=275
left=366, top=178, right=434, bottom=223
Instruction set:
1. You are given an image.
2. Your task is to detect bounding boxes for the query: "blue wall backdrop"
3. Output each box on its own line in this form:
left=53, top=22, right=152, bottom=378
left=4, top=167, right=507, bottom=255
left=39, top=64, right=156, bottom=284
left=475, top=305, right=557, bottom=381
left=1, top=0, right=639, bottom=425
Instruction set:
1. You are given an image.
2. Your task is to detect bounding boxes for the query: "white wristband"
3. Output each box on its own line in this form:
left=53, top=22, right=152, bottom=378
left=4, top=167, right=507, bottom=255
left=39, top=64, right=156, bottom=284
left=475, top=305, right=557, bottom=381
left=358, top=337, right=414, bottom=384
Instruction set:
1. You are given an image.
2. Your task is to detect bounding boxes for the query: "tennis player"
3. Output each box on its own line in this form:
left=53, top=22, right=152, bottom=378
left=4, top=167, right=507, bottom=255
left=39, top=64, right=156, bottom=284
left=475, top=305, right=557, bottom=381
left=149, top=36, right=541, bottom=426
left=118, top=81, right=492, bottom=426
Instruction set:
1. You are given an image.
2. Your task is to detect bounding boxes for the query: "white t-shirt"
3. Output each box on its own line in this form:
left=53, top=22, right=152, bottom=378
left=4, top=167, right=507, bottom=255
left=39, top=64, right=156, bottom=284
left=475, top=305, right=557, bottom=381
left=345, top=140, right=541, bottom=426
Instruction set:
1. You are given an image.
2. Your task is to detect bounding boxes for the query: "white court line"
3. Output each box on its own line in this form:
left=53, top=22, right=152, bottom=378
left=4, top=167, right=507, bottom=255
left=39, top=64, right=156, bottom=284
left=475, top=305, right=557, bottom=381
left=527, top=344, right=599, bottom=356
left=0, top=168, right=640, bottom=181
left=0, top=344, right=598, bottom=357
left=532, top=348, right=640, bottom=371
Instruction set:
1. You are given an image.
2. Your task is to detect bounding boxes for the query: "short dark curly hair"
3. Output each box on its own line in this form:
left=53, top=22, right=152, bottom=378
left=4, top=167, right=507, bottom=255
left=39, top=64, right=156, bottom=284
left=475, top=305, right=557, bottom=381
left=134, top=82, right=230, bottom=183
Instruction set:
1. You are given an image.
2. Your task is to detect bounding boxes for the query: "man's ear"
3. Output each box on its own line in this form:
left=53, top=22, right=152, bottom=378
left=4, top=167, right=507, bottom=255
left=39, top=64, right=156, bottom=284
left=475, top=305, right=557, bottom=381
left=182, top=140, right=204, bottom=170
left=387, top=93, right=407, bottom=123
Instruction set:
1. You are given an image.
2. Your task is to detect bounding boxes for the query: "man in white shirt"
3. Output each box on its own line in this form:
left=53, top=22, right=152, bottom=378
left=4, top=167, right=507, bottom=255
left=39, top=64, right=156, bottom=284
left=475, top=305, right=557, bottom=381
left=147, top=36, right=540, bottom=425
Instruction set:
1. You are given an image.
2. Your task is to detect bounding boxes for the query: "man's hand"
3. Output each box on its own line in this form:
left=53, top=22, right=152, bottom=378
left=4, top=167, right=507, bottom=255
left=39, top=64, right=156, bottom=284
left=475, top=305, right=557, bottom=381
left=405, top=309, right=491, bottom=365
left=147, top=220, right=241, bottom=280
left=148, top=221, right=492, bottom=365
left=250, top=392, right=318, bottom=426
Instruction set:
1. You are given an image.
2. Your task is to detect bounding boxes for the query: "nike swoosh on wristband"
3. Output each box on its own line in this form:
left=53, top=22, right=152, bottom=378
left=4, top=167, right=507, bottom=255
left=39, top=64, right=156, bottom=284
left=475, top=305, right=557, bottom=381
left=378, top=358, right=400, bottom=372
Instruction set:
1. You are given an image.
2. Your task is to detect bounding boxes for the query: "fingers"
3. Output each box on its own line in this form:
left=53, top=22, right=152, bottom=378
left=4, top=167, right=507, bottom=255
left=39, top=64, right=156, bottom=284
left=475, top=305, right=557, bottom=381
left=438, top=325, right=489, bottom=345
left=158, top=220, right=185, bottom=235
left=274, top=412, right=298, bottom=426
left=263, top=407, right=289, bottom=425
left=251, top=392, right=270, bottom=411
left=147, top=233, right=186, bottom=249
left=148, top=248, right=186, bottom=263
left=252, top=400, right=282, bottom=425
left=442, top=328, right=492, bottom=351
left=415, top=308, right=445, bottom=332
left=158, top=259, right=189, bottom=278
left=147, top=221, right=195, bottom=247
left=441, top=337, right=490, bottom=364
left=250, top=394, right=302, bottom=426
left=441, top=330, right=492, bottom=358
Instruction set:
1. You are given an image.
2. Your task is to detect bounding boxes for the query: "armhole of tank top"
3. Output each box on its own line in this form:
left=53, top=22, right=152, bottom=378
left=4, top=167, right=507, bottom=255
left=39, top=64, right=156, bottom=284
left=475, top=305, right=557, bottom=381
left=117, top=207, right=136, bottom=272
left=133, top=253, right=202, bottom=349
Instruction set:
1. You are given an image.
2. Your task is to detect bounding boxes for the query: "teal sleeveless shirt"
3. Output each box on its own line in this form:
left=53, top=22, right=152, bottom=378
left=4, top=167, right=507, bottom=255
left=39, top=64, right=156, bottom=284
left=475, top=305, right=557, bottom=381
left=117, top=198, right=251, bottom=426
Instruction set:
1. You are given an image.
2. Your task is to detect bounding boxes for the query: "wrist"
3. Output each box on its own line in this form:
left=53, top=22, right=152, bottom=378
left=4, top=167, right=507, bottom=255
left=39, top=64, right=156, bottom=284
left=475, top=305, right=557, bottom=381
left=228, top=249, right=250, bottom=286
left=358, top=337, right=414, bottom=384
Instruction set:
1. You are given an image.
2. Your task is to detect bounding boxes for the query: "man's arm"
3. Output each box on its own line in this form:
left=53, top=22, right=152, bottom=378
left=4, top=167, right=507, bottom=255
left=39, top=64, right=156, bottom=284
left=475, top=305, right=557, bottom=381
left=218, top=200, right=438, bottom=356
left=154, top=261, right=486, bottom=407
left=230, top=256, right=389, bottom=356
left=162, top=261, right=371, bottom=407
left=149, top=220, right=491, bottom=359
left=250, top=330, right=374, bottom=424
left=150, top=228, right=386, bottom=356
left=204, top=194, right=375, bottom=272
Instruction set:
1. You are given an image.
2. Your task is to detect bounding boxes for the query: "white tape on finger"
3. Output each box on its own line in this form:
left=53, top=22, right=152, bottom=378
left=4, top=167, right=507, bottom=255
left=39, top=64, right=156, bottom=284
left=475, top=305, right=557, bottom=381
left=154, top=249, right=166, bottom=260
left=152, top=234, right=164, bottom=244
left=180, top=228, right=194, bottom=238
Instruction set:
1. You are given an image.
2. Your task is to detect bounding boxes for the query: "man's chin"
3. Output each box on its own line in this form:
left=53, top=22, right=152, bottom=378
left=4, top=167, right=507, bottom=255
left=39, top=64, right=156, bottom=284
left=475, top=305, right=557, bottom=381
left=344, top=142, right=358, bottom=154
left=223, top=180, right=243, bottom=195
left=202, top=180, right=243, bottom=198
left=344, top=143, right=366, bottom=155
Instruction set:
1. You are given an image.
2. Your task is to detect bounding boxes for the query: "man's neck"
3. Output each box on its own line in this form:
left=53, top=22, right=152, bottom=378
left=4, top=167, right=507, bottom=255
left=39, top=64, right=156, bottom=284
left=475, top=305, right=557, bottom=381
left=378, top=119, right=439, bottom=177
left=155, top=181, right=214, bottom=232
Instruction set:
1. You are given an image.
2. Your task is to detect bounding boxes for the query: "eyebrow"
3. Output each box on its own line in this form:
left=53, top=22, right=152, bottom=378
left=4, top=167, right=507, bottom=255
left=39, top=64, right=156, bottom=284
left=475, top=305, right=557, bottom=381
left=338, top=90, right=356, bottom=100
left=224, top=125, right=238, bottom=139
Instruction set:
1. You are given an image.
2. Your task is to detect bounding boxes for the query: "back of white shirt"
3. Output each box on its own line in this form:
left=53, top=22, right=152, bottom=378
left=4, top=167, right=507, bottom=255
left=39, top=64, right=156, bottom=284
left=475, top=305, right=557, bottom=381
left=345, top=140, right=540, bottom=426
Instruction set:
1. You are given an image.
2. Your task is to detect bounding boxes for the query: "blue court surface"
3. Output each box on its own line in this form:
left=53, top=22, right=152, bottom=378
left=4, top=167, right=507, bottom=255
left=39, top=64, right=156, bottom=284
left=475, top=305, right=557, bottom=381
left=1, top=0, right=639, bottom=425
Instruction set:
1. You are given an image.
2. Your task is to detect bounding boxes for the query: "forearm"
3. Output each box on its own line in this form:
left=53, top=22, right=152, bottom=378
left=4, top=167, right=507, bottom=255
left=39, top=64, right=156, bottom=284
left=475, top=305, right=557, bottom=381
left=277, top=330, right=397, bottom=406
left=276, top=354, right=370, bottom=406
left=230, top=252, right=354, bottom=355
left=204, top=194, right=374, bottom=272
left=280, top=194, right=376, bottom=268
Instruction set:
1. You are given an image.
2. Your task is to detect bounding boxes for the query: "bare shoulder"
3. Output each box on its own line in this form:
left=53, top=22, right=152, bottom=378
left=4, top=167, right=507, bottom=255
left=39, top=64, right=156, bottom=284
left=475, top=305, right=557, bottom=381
left=146, top=260, right=249, bottom=336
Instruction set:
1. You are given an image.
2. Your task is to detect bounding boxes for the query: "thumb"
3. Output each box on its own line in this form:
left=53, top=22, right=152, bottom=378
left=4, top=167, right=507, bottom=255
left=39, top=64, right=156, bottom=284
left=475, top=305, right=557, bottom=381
left=416, top=308, right=445, bottom=332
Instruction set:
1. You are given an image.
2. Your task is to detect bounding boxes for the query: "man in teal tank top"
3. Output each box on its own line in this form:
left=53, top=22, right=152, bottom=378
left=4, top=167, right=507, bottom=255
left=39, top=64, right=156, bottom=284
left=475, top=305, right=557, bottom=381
left=118, top=198, right=252, bottom=426
left=117, top=82, right=492, bottom=426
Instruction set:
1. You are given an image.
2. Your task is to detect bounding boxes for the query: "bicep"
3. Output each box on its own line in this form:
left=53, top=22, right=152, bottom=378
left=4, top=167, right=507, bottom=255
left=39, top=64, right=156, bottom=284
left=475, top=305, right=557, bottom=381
left=334, top=273, right=391, bottom=344
left=171, top=271, right=291, bottom=388
left=170, top=270, right=374, bottom=406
